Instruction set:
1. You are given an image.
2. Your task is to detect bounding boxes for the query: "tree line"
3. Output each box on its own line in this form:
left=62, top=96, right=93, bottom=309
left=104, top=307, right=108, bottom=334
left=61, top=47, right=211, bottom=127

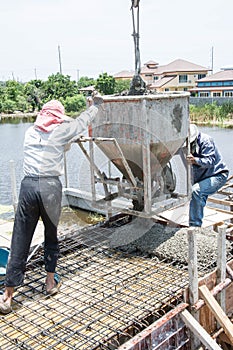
left=0, top=72, right=130, bottom=114
left=190, top=102, right=233, bottom=124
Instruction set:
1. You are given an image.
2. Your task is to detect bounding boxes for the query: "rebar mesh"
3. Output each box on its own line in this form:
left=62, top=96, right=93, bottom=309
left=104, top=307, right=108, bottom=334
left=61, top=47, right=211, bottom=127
left=0, top=223, right=190, bottom=350
left=1, top=220, right=233, bottom=349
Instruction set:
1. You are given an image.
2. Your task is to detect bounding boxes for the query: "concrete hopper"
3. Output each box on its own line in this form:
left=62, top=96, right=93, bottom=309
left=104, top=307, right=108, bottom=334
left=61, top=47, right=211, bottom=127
left=63, top=92, right=190, bottom=217
left=91, top=93, right=189, bottom=184
left=85, top=92, right=190, bottom=215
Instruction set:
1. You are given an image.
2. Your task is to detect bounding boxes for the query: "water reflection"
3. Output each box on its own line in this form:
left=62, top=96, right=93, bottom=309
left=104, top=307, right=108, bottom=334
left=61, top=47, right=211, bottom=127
left=0, top=120, right=233, bottom=206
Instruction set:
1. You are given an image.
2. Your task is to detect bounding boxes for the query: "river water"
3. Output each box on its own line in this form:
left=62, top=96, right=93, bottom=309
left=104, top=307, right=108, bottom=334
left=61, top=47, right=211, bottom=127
left=0, top=120, right=233, bottom=206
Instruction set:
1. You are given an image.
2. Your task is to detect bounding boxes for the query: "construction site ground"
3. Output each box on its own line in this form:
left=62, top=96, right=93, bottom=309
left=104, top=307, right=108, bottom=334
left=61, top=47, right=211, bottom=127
left=1, top=175, right=233, bottom=349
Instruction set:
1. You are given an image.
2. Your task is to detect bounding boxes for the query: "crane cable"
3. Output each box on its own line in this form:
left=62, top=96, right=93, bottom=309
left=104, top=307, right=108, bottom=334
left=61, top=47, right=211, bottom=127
left=128, top=0, right=146, bottom=95
left=131, top=0, right=141, bottom=75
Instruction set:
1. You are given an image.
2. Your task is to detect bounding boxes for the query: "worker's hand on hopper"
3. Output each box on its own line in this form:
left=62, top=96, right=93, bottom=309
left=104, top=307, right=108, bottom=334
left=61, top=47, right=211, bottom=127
left=92, top=93, right=104, bottom=107
left=86, top=96, right=93, bottom=107
left=187, top=153, right=197, bottom=165
left=86, top=92, right=103, bottom=108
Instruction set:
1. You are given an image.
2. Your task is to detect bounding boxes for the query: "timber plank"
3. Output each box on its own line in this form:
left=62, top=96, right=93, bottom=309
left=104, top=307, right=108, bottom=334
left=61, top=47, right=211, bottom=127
left=181, top=309, right=221, bottom=350
left=199, top=285, right=233, bottom=344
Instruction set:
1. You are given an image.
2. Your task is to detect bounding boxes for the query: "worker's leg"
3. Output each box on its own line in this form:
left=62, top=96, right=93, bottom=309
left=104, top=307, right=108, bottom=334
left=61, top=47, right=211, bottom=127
left=189, top=182, right=208, bottom=227
left=189, top=172, right=228, bottom=227
left=39, top=178, right=62, bottom=290
left=1, top=178, right=40, bottom=312
left=5, top=178, right=40, bottom=287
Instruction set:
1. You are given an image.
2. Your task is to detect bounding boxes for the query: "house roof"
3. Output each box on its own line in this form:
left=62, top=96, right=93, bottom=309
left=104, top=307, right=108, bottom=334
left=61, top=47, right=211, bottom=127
left=78, top=85, right=95, bottom=92
left=114, top=59, right=210, bottom=79
left=158, top=59, right=209, bottom=74
left=144, top=60, right=159, bottom=66
left=140, top=58, right=209, bottom=75
left=113, top=70, right=134, bottom=79
left=197, top=69, right=233, bottom=82
left=149, top=76, right=175, bottom=88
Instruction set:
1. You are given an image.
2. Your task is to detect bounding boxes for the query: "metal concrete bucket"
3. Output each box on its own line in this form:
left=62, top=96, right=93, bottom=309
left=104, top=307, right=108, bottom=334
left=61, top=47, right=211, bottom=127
left=91, top=92, right=189, bottom=183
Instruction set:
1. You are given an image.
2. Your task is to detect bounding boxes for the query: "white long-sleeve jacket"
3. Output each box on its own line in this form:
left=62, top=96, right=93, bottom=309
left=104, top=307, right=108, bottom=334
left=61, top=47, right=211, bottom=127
left=23, top=106, right=98, bottom=177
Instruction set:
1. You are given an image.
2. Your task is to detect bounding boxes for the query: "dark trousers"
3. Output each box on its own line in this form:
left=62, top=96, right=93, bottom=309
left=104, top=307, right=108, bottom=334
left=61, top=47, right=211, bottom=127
left=5, top=176, right=62, bottom=287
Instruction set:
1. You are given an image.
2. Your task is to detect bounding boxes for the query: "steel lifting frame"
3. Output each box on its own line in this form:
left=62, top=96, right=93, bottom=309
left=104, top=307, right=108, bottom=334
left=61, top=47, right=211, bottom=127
left=65, top=136, right=190, bottom=219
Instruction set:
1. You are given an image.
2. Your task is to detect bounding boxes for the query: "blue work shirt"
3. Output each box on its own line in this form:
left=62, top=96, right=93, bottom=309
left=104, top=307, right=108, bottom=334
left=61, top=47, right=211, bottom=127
left=192, top=132, right=228, bottom=184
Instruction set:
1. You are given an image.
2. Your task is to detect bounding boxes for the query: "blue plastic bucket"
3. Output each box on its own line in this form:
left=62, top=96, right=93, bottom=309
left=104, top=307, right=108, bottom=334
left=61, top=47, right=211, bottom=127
left=0, top=247, right=10, bottom=285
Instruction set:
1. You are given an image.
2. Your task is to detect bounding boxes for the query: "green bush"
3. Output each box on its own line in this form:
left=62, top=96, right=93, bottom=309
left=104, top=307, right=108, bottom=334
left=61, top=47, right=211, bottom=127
left=219, top=102, right=233, bottom=119
left=16, top=95, right=30, bottom=112
left=114, top=79, right=131, bottom=94
left=64, top=95, right=86, bottom=113
left=189, top=102, right=233, bottom=123
left=1, top=99, right=17, bottom=114
left=95, top=72, right=115, bottom=95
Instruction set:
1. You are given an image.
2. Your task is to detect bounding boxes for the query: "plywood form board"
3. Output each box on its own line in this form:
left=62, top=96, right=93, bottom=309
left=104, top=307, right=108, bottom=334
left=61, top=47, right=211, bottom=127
left=199, top=285, right=233, bottom=344
left=197, top=260, right=233, bottom=335
left=159, top=202, right=233, bottom=227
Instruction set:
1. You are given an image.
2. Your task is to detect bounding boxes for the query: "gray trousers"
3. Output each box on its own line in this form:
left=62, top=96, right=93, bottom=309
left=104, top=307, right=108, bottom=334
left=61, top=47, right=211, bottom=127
left=5, top=176, right=62, bottom=287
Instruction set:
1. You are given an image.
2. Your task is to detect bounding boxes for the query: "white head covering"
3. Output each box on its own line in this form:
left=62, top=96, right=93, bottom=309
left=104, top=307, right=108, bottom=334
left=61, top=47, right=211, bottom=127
left=190, top=124, right=198, bottom=143
left=34, top=100, right=73, bottom=132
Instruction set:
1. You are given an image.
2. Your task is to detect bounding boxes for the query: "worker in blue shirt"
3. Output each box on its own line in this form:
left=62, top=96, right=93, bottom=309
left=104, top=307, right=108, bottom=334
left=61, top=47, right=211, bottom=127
left=187, top=124, right=229, bottom=227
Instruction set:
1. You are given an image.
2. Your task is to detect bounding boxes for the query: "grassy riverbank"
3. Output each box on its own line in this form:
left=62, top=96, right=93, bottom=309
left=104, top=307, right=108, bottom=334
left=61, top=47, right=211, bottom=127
left=190, top=118, right=233, bottom=128
left=190, top=103, right=233, bottom=127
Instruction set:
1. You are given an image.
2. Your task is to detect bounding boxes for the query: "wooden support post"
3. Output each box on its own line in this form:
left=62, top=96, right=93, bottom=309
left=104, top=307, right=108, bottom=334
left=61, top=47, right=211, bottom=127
left=216, top=224, right=227, bottom=311
left=187, top=227, right=199, bottom=313
left=230, top=204, right=233, bottom=224
left=89, top=139, right=96, bottom=203
left=187, top=227, right=201, bottom=349
left=142, top=143, right=152, bottom=215
left=199, top=285, right=233, bottom=345
left=9, top=159, right=18, bottom=213
left=63, top=151, right=69, bottom=188
left=181, top=309, right=222, bottom=350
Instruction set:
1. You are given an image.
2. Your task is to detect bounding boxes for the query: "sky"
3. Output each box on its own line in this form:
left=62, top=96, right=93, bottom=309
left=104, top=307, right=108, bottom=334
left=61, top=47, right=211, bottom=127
left=0, top=0, right=232, bottom=82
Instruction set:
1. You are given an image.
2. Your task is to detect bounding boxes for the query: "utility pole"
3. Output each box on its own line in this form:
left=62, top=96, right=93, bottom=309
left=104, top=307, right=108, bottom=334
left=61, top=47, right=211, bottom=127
left=58, top=45, right=62, bottom=74
left=34, top=68, right=37, bottom=80
left=211, top=46, right=214, bottom=74
left=77, top=69, right=79, bottom=83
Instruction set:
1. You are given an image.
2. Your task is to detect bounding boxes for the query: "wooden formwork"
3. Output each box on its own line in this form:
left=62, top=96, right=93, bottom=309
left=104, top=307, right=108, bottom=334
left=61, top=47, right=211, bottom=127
left=115, top=173, right=233, bottom=350
left=1, top=177, right=233, bottom=349
left=0, top=227, right=191, bottom=350
left=158, top=175, right=233, bottom=229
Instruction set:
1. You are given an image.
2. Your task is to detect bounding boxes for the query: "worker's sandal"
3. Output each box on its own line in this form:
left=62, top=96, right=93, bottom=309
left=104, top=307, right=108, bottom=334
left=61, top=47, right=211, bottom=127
left=0, top=295, right=12, bottom=314
left=46, top=273, right=62, bottom=296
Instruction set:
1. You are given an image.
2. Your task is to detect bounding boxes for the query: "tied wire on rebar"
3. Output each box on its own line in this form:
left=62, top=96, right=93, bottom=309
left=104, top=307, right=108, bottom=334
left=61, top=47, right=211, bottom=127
left=0, top=222, right=190, bottom=350
left=1, top=218, right=233, bottom=349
